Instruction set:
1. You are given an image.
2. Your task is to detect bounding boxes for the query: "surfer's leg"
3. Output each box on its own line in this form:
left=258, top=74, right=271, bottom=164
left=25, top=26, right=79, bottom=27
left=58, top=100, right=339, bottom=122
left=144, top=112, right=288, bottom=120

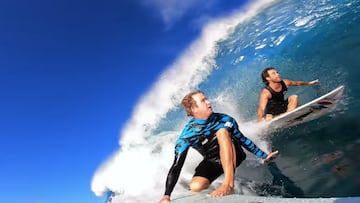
left=190, top=159, right=224, bottom=192
left=265, top=114, right=273, bottom=120
left=189, top=177, right=210, bottom=192
left=287, top=95, right=298, bottom=111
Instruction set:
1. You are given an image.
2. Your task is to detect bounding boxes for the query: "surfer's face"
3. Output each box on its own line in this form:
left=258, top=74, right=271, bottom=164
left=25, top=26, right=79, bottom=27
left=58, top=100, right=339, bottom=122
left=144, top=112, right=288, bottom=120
left=191, top=93, right=213, bottom=119
left=267, top=69, right=281, bottom=82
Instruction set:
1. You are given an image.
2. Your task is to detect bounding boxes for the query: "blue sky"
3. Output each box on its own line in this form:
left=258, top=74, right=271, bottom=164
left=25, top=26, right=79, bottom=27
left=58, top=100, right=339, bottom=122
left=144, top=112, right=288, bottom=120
left=0, top=0, right=247, bottom=202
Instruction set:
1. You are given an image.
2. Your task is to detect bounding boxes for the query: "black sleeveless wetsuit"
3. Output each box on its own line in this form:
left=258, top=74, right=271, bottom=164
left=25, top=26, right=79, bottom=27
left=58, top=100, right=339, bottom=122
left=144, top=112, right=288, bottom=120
left=163, top=113, right=268, bottom=196
left=265, top=80, right=288, bottom=116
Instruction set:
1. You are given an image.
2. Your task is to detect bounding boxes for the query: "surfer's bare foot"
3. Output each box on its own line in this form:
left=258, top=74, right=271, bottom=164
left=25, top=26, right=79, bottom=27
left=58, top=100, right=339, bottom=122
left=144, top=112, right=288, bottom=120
left=209, top=184, right=234, bottom=197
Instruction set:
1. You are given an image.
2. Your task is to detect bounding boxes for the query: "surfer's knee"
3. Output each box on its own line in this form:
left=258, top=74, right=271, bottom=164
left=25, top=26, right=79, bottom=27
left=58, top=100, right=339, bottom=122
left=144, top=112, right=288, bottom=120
left=288, top=95, right=298, bottom=103
left=265, top=114, right=273, bottom=121
left=189, top=177, right=209, bottom=192
left=287, top=95, right=298, bottom=111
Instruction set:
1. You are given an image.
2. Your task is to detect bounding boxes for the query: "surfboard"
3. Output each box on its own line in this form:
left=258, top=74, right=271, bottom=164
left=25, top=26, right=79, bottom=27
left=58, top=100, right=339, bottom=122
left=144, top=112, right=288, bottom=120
left=268, top=85, right=344, bottom=129
left=171, top=191, right=360, bottom=203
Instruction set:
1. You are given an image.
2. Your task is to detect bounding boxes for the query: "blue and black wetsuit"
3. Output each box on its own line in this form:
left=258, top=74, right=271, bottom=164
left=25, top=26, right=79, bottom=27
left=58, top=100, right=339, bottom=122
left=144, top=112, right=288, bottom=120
left=265, top=80, right=288, bottom=116
left=164, top=113, right=268, bottom=196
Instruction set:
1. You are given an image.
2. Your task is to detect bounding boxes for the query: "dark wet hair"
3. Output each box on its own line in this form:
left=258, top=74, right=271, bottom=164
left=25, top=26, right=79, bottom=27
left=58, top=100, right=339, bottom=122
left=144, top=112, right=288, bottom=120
left=261, top=67, right=275, bottom=85
left=181, top=90, right=204, bottom=116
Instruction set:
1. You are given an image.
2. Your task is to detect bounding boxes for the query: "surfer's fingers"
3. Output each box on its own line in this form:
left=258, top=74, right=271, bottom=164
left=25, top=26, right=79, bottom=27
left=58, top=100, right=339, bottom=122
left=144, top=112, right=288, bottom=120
left=264, top=150, right=279, bottom=163
left=269, top=150, right=279, bottom=157
left=310, top=79, right=319, bottom=85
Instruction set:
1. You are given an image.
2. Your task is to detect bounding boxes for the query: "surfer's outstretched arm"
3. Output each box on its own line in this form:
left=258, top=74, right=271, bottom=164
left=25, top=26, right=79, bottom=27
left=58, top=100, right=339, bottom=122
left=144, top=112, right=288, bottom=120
left=284, top=79, right=319, bottom=87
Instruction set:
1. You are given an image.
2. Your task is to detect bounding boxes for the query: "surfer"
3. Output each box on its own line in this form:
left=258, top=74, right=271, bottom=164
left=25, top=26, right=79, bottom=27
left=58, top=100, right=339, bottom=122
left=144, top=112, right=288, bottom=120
left=257, top=67, right=319, bottom=121
left=158, top=90, right=278, bottom=203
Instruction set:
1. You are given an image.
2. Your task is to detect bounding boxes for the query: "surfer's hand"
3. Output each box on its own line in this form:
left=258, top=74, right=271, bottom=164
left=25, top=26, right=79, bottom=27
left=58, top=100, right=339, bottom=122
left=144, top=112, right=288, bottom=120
left=264, top=150, right=279, bottom=163
left=209, top=184, right=234, bottom=197
left=159, top=195, right=170, bottom=203
left=308, top=79, right=319, bottom=85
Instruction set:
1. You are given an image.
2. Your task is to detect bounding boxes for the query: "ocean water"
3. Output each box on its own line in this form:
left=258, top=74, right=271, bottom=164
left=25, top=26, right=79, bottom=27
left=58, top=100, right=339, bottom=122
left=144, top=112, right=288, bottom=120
left=91, top=0, right=360, bottom=202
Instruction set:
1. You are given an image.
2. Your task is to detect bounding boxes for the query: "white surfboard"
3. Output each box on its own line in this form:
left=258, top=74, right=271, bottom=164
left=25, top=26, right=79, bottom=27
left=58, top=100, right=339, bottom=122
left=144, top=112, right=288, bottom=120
left=171, top=191, right=359, bottom=203
left=268, top=85, right=344, bottom=129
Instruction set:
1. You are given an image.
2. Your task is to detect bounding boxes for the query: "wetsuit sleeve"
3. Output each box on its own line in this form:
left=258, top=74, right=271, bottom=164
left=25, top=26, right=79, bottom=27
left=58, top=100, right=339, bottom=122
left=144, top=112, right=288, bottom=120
left=238, top=133, right=268, bottom=159
left=164, top=148, right=188, bottom=196
left=222, top=115, right=268, bottom=159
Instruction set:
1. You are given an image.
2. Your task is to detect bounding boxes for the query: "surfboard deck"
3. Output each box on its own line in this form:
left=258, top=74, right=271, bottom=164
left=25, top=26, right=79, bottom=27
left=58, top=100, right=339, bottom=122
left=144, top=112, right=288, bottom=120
left=267, top=85, right=344, bottom=129
left=172, top=192, right=359, bottom=203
